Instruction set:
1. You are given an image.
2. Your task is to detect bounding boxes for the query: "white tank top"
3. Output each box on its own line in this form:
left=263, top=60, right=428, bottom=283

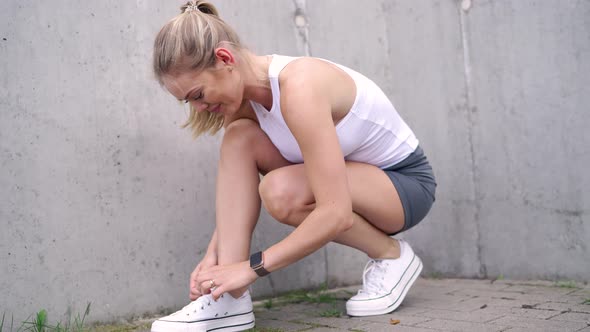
left=249, top=55, right=419, bottom=169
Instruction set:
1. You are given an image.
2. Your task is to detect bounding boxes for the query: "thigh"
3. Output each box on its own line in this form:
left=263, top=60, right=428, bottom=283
left=264, top=162, right=405, bottom=234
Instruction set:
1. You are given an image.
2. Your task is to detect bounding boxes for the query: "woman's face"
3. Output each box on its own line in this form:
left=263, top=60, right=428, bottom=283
left=163, top=59, right=243, bottom=117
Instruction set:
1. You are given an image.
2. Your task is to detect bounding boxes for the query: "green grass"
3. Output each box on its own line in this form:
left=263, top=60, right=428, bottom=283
left=318, top=307, right=342, bottom=318
left=555, top=281, right=580, bottom=289
left=262, top=299, right=273, bottom=310
left=280, top=283, right=338, bottom=305
left=256, top=283, right=340, bottom=311
left=1, top=303, right=91, bottom=332
left=582, top=298, right=590, bottom=305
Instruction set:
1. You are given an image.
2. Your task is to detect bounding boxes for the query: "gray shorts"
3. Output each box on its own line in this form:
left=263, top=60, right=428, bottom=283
left=382, top=146, right=436, bottom=235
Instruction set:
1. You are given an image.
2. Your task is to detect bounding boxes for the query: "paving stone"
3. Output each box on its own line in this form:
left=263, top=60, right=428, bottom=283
left=352, top=322, right=443, bottom=332
left=100, top=279, right=590, bottom=332
left=549, top=311, right=590, bottom=323
left=492, top=280, right=557, bottom=287
left=554, top=292, right=590, bottom=304
left=477, top=305, right=561, bottom=320
left=352, top=312, right=433, bottom=326
left=254, top=308, right=310, bottom=322
left=419, top=308, right=505, bottom=323
left=415, top=318, right=507, bottom=331
left=488, top=315, right=587, bottom=331
left=535, top=301, right=590, bottom=313
left=501, top=327, right=571, bottom=332
left=394, top=304, right=431, bottom=316
left=405, top=295, right=474, bottom=311
left=447, top=287, right=565, bottom=304
left=303, top=316, right=373, bottom=330
left=254, top=318, right=310, bottom=331
left=500, top=284, right=575, bottom=295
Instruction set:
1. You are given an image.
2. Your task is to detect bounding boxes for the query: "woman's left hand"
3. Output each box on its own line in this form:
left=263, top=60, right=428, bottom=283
left=196, top=260, right=258, bottom=300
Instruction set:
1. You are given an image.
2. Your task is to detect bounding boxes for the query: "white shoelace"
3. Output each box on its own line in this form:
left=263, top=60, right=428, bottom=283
left=358, top=259, right=388, bottom=295
left=169, top=294, right=214, bottom=316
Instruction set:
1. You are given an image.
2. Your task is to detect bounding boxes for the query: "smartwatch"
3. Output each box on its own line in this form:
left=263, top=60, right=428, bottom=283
left=249, top=251, right=270, bottom=277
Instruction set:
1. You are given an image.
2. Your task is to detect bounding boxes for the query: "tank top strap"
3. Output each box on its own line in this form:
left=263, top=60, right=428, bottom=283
left=268, top=54, right=300, bottom=79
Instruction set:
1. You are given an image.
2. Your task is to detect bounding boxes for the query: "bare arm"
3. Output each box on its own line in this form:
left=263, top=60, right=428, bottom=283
left=195, top=59, right=355, bottom=299
left=263, top=60, right=354, bottom=272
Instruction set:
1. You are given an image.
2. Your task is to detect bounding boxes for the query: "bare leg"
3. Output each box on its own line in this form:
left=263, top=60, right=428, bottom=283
left=214, top=119, right=291, bottom=297
left=259, top=162, right=406, bottom=259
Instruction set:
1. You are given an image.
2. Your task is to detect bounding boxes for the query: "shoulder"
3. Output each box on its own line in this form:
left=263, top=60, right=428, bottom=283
left=278, top=57, right=336, bottom=88
left=277, top=57, right=356, bottom=116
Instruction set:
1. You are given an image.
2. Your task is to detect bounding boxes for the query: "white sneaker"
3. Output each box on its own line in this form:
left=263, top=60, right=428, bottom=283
left=346, top=239, right=423, bottom=316
left=151, top=291, right=255, bottom=332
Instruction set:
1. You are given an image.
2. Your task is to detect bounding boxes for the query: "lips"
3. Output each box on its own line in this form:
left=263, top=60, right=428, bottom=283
left=209, top=104, right=221, bottom=113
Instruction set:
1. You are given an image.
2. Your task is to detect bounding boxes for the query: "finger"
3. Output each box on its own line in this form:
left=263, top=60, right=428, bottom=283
left=190, top=287, right=202, bottom=298
left=200, top=286, right=211, bottom=296
left=211, top=286, right=225, bottom=301
left=200, top=279, right=216, bottom=291
left=190, top=265, right=202, bottom=290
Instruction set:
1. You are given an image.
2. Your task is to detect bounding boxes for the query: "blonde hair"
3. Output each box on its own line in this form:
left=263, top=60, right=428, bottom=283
left=153, top=1, right=243, bottom=137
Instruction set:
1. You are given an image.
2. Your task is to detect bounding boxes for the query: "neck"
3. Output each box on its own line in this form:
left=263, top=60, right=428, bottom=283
left=241, top=53, right=273, bottom=110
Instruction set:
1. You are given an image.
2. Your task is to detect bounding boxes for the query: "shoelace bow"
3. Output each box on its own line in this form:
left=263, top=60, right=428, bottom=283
left=358, top=259, right=388, bottom=295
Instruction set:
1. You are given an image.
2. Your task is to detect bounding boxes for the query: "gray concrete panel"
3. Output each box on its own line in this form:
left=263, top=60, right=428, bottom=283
left=306, top=1, right=481, bottom=278
left=1, top=0, right=589, bottom=325
left=0, top=0, right=307, bottom=323
left=465, top=0, right=590, bottom=280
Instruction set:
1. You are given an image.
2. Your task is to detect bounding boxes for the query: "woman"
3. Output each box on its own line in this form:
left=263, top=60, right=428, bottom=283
left=151, top=2, right=436, bottom=331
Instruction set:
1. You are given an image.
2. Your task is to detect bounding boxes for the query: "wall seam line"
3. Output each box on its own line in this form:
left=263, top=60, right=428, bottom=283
left=459, top=0, right=486, bottom=278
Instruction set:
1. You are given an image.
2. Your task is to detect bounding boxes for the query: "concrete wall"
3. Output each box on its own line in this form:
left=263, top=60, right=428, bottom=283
left=1, top=0, right=588, bottom=324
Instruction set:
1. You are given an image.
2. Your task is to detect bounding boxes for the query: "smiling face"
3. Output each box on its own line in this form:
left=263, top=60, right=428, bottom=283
left=163, top=50, right=244, bottom=118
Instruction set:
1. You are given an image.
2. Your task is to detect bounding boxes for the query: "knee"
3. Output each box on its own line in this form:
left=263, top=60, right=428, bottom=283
left=221, top=118, right=264, bottom=153
left=259, top=172, right=302, bottom=225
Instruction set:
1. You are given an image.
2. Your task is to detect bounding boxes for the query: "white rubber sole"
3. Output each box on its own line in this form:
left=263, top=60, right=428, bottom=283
left=346, top=255, right=423, bottom=317
left=151, top=311, right=255, bottom=332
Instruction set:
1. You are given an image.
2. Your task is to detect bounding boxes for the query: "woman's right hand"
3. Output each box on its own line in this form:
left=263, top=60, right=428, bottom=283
left=189, top=252, right=217, bottom=300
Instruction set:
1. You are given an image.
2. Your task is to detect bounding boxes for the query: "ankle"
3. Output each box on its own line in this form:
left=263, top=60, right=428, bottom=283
left=369, top=238, right=401, bottom=260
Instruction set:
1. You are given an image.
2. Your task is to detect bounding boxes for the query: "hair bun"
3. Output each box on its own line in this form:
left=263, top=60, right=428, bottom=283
left=181, top=1, right=219, bottom=17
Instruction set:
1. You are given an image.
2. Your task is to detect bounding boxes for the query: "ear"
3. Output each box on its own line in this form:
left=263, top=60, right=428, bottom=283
left=214, top=47, right=235, bottom=66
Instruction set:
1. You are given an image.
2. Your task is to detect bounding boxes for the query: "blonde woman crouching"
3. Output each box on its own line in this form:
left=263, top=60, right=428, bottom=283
left=151, top=2, right=436, bottom=331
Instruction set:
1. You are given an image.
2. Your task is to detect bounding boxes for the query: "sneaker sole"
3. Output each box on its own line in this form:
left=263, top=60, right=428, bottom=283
left=151, top=311, right=255, bottom=332
left=346, top=255, right=423, bottom=317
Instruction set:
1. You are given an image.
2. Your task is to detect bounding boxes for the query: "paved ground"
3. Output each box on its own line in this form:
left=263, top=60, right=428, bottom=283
left=107, top=278, right=590, bottom=332
left=248, top=278, right=590, bottom=332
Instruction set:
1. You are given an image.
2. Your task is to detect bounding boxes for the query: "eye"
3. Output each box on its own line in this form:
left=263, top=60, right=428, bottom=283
left=184, top=91, right=203, bottom=103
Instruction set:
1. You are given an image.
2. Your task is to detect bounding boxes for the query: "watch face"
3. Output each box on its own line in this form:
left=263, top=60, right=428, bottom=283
left=250, top=251, right=263, bottom=268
